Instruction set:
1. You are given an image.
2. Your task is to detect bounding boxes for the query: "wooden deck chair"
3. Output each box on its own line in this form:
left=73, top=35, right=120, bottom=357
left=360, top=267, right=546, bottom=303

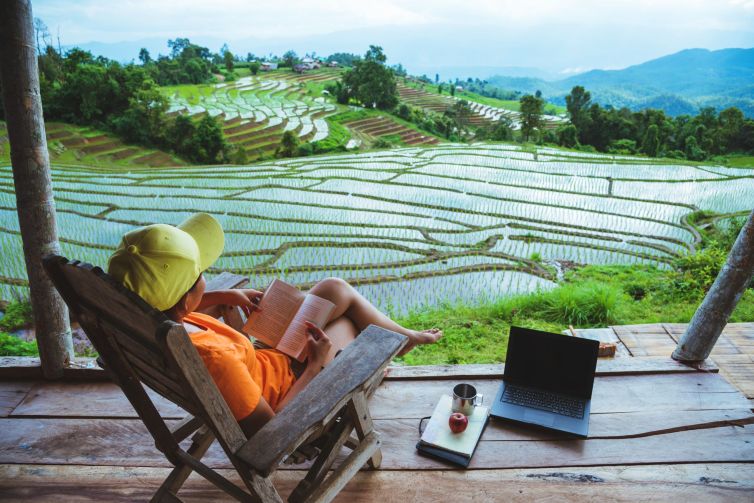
left=43, top=255, right=406, bottom=503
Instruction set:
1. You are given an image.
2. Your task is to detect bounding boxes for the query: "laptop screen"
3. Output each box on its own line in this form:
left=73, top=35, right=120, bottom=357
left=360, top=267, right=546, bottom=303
left=504, top=327, right=600, bottom=398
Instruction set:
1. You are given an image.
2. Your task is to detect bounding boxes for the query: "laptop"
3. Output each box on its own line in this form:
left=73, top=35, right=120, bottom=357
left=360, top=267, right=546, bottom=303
left=490, top=326, right=599, bottom=437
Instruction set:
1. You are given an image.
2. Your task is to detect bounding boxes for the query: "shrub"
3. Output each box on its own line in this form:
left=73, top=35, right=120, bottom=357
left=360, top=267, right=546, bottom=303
left=520, top=282, right=621, bottom=326
left=672, top=247, right=728, bottom=296
left=0, top=332, right=38, bottom=356
left=0, top=300, right=33, bottom=332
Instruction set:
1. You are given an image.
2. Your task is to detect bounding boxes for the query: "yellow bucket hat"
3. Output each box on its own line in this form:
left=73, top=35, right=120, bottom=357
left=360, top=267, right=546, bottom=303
left=107, top=213, right=224, bottom=311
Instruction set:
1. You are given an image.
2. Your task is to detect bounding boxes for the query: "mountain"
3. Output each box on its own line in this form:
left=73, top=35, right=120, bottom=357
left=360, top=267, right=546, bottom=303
left=487, top=48, right=754, bottom=117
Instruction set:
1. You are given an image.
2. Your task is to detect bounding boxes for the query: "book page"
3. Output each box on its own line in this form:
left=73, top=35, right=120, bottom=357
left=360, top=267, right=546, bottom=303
left=243, top=279, right=305, bottom=347
left=277, top=293, right=335, bottom=362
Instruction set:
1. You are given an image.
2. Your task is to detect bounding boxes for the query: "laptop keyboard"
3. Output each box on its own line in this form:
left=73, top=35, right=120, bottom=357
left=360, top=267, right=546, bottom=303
left=502, top=385, right=585, bottom=419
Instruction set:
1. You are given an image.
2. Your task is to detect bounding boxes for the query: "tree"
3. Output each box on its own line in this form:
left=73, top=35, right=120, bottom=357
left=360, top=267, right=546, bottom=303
left=718, top=107, right=745, bottom=152
left=557, top=124, right=579, bottom=148
left=565, top=86, right=591, bottom=134
left=519, top=94, right=544, bottom=142
left=193, top=115, right=227, bottom=163
left=33, top=17, right=49, bottom=55
left=340, top=45, right=397, bottom=110
left=641, top=124, right=660, bottom=157
left=450, top=84, right=456, bottom=97
left=1, top=0, right=73, bottom=377
left=684, top=135, right=706, bottom=161
left=223, top=49, right=234, bottom=72
left=364, top=45, right=387, bottom=63
left=277, top=130, right=300, bottom=158
left=486, top=117, right=514, bottom=141
left=281, top=50, right=298, bottom=68
left=138, top=48, right=151, bottom=65
left=438, top=83, right=444, bottom=94
left=249, top=61, right=260, bottom=75
left=435, top=73, right=439, bottom=83
left=111, top=81, right=168, bottom=145
left=168, top=38, right=191, bottom=58
left=168, top=114, right=197, bottom=158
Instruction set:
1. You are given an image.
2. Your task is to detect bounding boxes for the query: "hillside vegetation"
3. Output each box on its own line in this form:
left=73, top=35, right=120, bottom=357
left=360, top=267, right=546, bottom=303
left=486, top=48, right=754, bottom=117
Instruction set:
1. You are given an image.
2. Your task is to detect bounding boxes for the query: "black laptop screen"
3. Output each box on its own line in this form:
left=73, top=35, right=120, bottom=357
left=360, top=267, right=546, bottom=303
left=504, top=327, right=600, bottom=398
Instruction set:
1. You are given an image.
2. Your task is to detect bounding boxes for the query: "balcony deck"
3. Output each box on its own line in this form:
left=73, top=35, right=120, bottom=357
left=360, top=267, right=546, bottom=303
left=0, top=323, right=753, bottom=501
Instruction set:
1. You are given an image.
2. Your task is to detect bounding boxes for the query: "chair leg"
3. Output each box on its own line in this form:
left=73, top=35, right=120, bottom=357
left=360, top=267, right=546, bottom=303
left=347, top=391, right=381, bottom=468
left=151, top=426, right=216, bottom=502
left=289, top=417, right=354, bottom=503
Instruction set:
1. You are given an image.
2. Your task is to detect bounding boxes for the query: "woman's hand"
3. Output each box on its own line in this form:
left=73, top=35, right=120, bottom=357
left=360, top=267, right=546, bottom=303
left=201, top=288, right=263, bottom=317
left=304, top=321, right=332, bottom=371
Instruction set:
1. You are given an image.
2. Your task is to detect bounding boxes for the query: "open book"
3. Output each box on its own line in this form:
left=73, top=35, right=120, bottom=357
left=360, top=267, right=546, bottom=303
left=243, top=279, right=336, bottom=362
left=416, top=394, right=489, bottom=468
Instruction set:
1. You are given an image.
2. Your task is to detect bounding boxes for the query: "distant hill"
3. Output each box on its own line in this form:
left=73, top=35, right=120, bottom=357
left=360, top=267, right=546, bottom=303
left=487, top=48, right=754, bottom=117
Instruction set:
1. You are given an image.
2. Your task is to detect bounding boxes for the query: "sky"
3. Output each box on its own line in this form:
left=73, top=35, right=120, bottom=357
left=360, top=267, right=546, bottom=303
left=32, top=0, right=754, bottom=79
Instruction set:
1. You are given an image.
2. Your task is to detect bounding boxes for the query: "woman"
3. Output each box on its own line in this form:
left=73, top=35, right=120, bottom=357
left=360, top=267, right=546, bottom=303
left=108, top=212, right=442, bottom=436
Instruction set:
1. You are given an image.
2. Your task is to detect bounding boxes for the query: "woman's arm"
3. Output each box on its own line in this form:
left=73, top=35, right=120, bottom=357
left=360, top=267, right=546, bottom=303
left=198, top=288, right=262, bottom=316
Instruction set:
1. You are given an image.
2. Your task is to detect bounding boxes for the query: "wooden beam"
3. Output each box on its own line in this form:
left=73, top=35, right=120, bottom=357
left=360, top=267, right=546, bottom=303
left=674, top=210, right=754, bottom=362
left=0, top=0, right=73, bottom=378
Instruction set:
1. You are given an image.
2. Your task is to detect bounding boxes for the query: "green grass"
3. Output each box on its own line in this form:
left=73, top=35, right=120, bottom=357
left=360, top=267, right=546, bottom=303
left=395, top=262, right=754, bottom=366
left=0, top=300, right=33, bottom=332
left=0, top=121, right=185, bottom=169
left=0, top=331, right=37, bottom=356
left=723, top=155, right=754, bottom=169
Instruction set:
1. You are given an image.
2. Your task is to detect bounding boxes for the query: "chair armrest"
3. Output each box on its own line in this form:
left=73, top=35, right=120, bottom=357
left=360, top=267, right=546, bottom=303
left=205, top=272, right=248, bottom=291
left=236, top=325, right=406, bottom=476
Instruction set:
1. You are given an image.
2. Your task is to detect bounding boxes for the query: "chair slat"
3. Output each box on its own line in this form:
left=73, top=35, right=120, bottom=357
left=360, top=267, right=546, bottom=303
left=238, top=325, right=406, bottom=475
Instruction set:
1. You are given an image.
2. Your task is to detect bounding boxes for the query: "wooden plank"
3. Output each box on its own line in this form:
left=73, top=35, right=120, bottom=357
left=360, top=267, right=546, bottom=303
left=3, top=409, right=753, bottom=469
left=372, top=373, right=750, bottom=419
left=1, top=464, right=753, bottom=502
left=382, top=425, right=754, bottom=469
left=0, top=357, right=107, bottom=380
left=713, top=355, right=754, bottom=399
left=567, top=327, right=631, bottom=358
left=376, top=409, right=754, bottom=443
left=0, top=418, right=215, bottom=468
left=0, top=381, right=33, bottom=417
left=384, top=357, right=718, bottom=380
left=205, top=272, right=248, bottom=292
left=612, top=325, right=678, bottom=357
left=5, top=370, right=739, bottom=420
left=10, top=381, right=185, bottom=418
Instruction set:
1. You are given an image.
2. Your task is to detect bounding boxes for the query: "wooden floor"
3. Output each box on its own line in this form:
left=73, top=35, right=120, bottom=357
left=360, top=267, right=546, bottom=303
left=1, top=324, right=753, bottom=501
left=575, top=322, right=754, bottom=399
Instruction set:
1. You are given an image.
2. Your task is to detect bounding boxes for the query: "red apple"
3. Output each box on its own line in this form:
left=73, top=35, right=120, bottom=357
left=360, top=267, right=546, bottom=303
left=448, top=412, right=468, bottom=433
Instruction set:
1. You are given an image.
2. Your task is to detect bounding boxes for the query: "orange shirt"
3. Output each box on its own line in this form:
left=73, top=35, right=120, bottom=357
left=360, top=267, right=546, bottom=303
left=184, top=312, right=297, bottom=420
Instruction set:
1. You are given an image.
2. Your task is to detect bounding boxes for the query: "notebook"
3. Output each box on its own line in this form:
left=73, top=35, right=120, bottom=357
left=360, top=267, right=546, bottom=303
left=416, top=394, right=489, bottom=467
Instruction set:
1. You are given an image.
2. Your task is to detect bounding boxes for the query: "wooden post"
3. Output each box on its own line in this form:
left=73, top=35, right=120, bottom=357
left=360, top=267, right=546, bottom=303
left=672, top=210, right=754, bottom=362
left=0, top=0, right=73, bottom=378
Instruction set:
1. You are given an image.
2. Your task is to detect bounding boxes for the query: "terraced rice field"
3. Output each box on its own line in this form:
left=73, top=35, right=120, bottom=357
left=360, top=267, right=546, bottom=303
left=165, top=72, right=339, bottom=158
left=397, top=83, right=566, bottom=130
left=343, top=116, right=439, bottom=146
left=0, top=122, right=185, bottom=168
left=1, top=144, right=751, bottom=315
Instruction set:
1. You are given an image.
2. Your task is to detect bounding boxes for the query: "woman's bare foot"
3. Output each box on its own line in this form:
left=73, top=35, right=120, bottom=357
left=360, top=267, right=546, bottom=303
left=398, top=327, right=443, bottom=356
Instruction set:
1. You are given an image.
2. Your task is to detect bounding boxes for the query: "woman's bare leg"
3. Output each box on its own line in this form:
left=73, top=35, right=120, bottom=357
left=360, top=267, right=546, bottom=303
left=309, top=277, right=442, bottom=355
left=322, top=316, right=358, bottom=365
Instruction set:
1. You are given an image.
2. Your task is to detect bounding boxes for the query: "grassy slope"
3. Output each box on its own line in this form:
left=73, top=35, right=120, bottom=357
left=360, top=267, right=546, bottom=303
left=0, top=121, right=186, bottom=169
left=402, top=79, right=567, bottom=115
